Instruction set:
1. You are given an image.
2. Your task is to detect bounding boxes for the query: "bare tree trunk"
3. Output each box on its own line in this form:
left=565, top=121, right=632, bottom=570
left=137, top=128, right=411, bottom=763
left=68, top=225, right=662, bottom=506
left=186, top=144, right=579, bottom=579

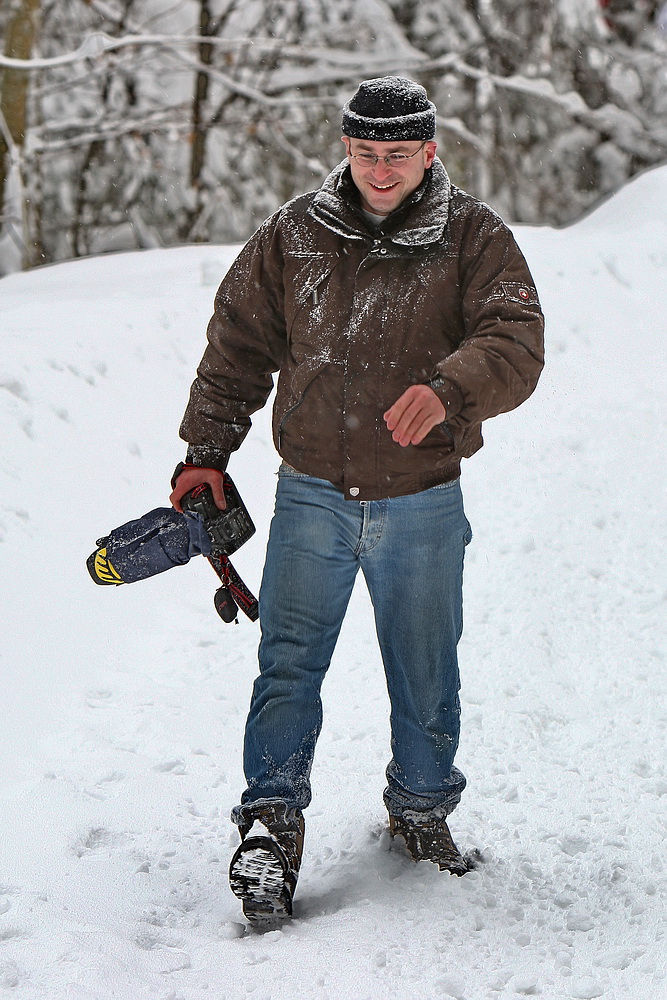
left=0, top=0, right=40, bottom=231
left=185, top=0, right=242, bottom=242
left=190, top=0, right=213, bottom=191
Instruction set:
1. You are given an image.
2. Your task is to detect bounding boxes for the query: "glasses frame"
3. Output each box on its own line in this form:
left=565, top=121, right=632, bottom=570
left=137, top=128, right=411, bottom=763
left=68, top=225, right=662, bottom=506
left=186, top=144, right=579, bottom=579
left=347, top=141, right=428, bottom=169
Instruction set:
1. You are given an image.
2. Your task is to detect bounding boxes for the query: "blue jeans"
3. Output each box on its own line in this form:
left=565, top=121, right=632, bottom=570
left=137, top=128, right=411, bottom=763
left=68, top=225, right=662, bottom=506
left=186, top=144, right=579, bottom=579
left=233, top=466, right=471, bottom=823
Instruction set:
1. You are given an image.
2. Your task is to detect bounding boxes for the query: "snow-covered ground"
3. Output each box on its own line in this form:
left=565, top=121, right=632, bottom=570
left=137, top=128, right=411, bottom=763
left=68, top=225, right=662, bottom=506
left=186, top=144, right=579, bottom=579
left=1, top=166, right=665, bottom=1000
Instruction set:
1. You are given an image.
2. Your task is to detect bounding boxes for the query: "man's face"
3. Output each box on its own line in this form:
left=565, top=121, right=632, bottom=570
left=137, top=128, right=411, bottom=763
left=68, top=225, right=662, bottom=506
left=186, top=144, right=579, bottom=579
left=342, top=136, right=437, bottom=216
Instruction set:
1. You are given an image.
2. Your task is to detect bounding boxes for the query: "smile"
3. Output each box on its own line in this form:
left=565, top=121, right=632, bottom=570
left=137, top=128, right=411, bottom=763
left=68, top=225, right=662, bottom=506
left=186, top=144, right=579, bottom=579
left=370, top=183, right=398, bottom=190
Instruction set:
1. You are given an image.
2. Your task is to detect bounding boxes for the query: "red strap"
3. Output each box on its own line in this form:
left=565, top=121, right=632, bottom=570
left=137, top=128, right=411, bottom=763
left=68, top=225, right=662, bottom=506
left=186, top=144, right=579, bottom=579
left=206, top=555, right=259, bottom=622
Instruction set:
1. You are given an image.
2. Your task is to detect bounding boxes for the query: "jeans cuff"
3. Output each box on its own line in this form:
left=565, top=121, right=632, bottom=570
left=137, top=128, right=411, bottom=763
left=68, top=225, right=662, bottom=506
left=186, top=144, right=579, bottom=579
left=387, top=800, right=460, bottom=824
left=383, top=766, right=466, bottom=819
left=231, top=797, right=302, bottom=828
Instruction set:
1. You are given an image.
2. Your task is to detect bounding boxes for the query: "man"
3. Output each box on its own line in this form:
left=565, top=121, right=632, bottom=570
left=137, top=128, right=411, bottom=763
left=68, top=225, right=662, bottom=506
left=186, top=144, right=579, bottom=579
left=171, top=77, right=544, bottom=923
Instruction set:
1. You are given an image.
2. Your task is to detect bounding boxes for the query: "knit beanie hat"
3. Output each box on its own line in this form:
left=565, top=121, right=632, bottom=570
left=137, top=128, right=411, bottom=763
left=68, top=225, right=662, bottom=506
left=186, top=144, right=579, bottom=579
left=342, top=76, right=436, bottom=142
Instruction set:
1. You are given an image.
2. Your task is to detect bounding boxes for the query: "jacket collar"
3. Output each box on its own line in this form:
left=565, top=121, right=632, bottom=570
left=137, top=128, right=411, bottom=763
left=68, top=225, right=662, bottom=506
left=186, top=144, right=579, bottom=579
left=308, top=157, right=451, bottom=247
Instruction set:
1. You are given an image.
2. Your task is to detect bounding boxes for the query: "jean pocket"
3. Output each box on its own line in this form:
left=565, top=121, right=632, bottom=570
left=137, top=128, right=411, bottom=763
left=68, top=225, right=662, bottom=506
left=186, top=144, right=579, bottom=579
left=278, top=462, right=308, bottom=478
left=430, top=477, right=461, bottom=491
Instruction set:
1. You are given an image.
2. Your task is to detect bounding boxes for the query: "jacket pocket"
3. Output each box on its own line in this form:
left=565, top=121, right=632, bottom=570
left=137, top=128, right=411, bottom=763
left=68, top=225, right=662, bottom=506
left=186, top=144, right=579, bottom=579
left=276, top=359, right=330, bottom=449
left=416, top=419, right=481, bottom=461
left=419, top=419, right=457, bottom=453
left=284, top=253, right=338, bottom=344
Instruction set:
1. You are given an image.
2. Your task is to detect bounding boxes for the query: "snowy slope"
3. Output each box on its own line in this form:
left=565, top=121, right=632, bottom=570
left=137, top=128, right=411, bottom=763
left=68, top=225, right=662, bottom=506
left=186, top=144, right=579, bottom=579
left=0, top=166, right=666, bottom=1000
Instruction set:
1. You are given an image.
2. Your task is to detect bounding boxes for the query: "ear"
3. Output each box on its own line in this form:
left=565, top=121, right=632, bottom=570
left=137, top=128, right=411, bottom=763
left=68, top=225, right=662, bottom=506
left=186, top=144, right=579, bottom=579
left=424, top=141, right=437, bottom=168
left=341, top=136, right=351, bottom=156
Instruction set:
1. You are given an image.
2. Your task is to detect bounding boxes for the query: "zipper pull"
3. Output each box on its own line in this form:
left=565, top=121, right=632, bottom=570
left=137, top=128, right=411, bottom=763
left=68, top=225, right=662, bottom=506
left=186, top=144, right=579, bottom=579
left=310, top=273, right=328, bottom=306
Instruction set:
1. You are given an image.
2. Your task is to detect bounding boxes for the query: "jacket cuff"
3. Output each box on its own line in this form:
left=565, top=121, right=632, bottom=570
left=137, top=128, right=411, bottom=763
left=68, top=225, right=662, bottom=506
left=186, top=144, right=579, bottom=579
left=428, top=376, right=465, bottom=421
left=171, top=449, right=230, bottom=489
left=185, top=445, right=230, bottom=472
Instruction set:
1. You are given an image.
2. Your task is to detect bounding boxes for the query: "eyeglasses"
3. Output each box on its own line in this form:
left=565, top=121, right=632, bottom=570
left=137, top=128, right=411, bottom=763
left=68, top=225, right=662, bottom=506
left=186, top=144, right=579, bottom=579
left=347, top=142, right=427, bottom=168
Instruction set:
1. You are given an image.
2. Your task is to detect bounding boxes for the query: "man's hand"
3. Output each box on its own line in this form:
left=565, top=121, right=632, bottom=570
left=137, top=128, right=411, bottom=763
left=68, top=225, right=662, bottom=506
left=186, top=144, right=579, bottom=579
left=383, top=385, right=447, bottom=447
left=170, top=467, right=227, bottom=512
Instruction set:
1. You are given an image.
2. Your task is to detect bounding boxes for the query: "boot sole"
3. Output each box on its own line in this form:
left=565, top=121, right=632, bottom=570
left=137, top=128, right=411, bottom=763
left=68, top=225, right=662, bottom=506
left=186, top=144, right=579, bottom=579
left=229, top=836, right=293, bottom=923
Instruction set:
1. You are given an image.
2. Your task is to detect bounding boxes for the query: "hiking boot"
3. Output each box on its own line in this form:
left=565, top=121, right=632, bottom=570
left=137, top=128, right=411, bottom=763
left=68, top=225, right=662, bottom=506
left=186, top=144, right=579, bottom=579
left=229, top=801, right=305, bottom=924
left=389, top=811, right=469, bottom=876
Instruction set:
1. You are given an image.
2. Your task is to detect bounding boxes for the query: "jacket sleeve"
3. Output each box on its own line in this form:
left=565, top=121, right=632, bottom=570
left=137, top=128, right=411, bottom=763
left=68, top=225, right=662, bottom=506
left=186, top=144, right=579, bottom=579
left=178, top=215, right=288, bottom=467
left=430, top=202, right=545, bottom=429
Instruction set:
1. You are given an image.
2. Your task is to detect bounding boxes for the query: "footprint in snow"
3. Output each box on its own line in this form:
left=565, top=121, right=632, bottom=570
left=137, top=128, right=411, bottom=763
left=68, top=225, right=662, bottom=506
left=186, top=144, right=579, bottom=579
left=0, top=962, right=22, bottom=988
left=71, top=827, right=132, bottom=857
left=85, top=689, right=114, bottom=708
left=134, top=928, right=187, bottom=951
left=0, top=379, right=30, bottom=401
left=0, top=928, right=27, bottom=942
left=558, top=835, right=590, bottom=856
left=153, top=759, right=187, bottom=774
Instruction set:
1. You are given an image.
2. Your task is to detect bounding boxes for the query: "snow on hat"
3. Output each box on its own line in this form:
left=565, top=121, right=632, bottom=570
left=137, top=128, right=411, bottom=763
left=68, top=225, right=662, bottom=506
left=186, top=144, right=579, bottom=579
left=342, top=76, right=436, bottom=142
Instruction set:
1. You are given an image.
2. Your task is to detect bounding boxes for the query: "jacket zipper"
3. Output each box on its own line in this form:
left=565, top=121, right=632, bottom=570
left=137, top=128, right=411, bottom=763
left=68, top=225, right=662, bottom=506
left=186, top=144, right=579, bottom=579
left=308, top=273, right=329, bottom=306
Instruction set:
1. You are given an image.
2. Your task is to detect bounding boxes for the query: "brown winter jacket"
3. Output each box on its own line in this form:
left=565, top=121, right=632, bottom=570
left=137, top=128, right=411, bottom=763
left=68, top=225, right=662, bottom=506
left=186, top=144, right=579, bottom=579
left=180, top=158, right=545, bottom=501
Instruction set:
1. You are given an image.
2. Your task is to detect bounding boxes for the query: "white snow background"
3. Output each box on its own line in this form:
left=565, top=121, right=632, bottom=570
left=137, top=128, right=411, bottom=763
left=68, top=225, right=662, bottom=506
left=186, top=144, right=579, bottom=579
left=0, top=165, right=665, bottom=1000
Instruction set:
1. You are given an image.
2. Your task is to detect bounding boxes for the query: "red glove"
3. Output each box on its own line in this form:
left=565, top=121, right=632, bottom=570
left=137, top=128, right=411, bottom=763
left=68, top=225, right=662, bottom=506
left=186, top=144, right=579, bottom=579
left=170, top=464, right=226, bottom=512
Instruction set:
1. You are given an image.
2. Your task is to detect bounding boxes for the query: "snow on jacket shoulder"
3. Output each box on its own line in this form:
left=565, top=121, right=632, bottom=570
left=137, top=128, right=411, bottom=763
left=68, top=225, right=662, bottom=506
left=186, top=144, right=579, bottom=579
left=179, top=159, right=545, bottom=500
